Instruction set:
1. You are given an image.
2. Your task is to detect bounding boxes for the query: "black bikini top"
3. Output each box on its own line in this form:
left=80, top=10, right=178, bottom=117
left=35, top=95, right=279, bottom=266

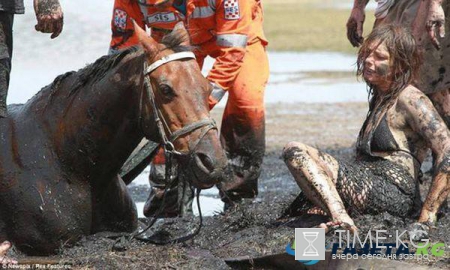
left=357, top=111, right=398, bottom=157
left=370, top=114, right=399, bottom=152
left=357, top=112, right=421, bottom=167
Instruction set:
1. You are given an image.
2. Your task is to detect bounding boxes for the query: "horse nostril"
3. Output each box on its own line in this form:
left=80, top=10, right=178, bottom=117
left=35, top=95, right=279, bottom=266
left=194, top=153, right=215, bottom=174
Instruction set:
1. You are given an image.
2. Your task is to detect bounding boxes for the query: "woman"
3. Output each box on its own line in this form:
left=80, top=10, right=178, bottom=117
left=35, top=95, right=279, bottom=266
left=283, top=24, right=450, bottom=233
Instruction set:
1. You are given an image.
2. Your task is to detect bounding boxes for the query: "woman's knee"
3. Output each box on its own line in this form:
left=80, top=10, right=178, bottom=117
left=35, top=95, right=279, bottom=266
left=282, top=142, right=310, bottom=165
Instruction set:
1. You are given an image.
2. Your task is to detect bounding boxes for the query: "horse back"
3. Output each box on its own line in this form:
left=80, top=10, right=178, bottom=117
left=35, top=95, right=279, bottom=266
left=0, top=104, right=92, bottom=255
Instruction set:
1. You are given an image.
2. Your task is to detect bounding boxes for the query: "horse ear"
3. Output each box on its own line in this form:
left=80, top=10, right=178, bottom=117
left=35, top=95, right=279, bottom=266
left=172, top=22, right=191, bottom=46
left=132, top=19, right=158, bottom=55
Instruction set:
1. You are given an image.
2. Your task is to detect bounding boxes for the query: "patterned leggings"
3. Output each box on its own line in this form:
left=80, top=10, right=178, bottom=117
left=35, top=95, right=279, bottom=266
left=286, top=157, right=421, bottom=218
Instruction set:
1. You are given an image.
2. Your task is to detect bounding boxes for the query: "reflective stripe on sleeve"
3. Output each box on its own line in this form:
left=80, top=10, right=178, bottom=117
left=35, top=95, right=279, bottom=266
left=191, top=6, right=215, bottom=18
left=208, top=0, right=216, bottom=10
left=138, top=2, right=149, bottom=18
left=210, top=83, right=226, bottom=102
left=216, top=34, right=248, bottom=48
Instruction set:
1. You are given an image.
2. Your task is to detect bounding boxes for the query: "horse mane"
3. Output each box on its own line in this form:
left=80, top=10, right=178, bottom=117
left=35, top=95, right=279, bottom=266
left=160, top=30, right=193, bottom=53
left=40, top=47, right=141, bottom=103
left=31, top=30, right=190, bottom=109
left=70, top=46, right=141, bottom=94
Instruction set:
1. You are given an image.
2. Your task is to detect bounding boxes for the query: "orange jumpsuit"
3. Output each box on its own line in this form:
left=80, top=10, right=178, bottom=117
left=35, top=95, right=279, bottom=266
left=110, top=0, right=269, bottom=205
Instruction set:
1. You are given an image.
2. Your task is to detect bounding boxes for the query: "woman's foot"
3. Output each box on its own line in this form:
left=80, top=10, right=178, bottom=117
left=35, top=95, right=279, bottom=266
left=0, top=241, right=17, bottom=265
left=318, top=221, right=358, bottom=234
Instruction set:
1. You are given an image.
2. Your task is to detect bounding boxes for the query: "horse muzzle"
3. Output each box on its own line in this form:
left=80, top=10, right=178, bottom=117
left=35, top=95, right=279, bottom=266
left=180, top=151, right=227, bottom=189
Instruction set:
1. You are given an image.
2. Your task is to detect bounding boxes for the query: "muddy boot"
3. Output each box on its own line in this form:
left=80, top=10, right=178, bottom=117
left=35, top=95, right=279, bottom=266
left=177, top=174, right=194, bottom=217
left=143, top=163, right=194, bottom=217
left=144, top=163, right=179, bottom=218
left=144, top=184, right=180, bottom=218
left=219, top=162, right=260, bottom=211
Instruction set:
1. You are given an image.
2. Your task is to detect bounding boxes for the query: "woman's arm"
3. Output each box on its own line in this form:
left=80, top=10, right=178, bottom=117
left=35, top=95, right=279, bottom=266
left=399, top=88, right=450, bottom=224
left=346, top=0, right=370, bottom=47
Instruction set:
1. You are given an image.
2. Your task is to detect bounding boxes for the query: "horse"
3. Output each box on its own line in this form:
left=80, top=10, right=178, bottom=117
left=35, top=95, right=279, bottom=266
left=0, top=22, right=227, bottom=255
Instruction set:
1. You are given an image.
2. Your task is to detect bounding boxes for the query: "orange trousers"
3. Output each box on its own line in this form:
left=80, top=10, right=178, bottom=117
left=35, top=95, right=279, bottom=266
left=150, top=40, right=269, bottom=204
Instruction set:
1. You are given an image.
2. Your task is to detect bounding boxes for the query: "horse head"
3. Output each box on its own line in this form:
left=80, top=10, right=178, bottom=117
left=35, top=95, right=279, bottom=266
left=134, top=22, right=227, bottom=189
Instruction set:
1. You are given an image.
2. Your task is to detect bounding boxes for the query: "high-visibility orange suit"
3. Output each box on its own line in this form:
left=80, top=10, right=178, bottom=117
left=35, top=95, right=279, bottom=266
left=110, top=0, right=269, bottom=213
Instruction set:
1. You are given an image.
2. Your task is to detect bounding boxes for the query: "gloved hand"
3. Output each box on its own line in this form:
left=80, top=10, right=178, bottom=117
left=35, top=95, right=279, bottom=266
left=210, top=83, right=226, bottom=104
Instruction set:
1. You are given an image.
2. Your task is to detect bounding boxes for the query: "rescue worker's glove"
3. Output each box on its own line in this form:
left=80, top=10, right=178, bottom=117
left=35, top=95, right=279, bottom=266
left=210, top=83, right=226, bottom=104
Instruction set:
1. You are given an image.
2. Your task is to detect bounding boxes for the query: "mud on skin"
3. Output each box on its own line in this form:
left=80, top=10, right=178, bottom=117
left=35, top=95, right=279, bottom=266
left=376, top=62, right=390, bottom=77
left=36, top=0, right=61, bottom=16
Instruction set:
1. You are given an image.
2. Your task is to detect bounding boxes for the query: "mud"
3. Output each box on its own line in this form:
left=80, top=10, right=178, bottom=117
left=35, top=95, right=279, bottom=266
left=8, top=102, right=450, bottom=269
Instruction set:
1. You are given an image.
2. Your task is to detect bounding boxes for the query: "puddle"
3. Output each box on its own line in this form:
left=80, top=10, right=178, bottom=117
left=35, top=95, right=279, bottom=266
left=10, top=50, right=368, bottom=105
left=131, top=170, right=223, bottom=218
left=135, top=196, right=223, bottom=218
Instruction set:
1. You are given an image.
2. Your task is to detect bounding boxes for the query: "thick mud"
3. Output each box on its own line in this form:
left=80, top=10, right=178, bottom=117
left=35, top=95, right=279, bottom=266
left=9, top=102, right=450, bottom=269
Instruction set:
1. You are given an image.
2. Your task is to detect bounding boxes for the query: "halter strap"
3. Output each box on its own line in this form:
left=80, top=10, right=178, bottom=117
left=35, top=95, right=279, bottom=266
left=145, top=51, right=196, bottom=75
left=169, top=118, right=216, bottom=143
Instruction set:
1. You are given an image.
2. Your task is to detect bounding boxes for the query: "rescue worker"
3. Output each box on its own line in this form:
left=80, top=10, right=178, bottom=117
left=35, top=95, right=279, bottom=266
left=0, top=0, right=64, bottom=118
left=110, top=0, right=269, bottom=215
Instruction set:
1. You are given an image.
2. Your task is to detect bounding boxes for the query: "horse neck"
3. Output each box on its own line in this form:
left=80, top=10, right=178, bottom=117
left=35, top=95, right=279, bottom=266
left=31, top=49, right=155, bottom=182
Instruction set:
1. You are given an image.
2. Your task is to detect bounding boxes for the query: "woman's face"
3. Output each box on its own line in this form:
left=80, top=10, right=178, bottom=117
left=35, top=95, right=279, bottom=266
left=363, top=41, right=392, bottom=92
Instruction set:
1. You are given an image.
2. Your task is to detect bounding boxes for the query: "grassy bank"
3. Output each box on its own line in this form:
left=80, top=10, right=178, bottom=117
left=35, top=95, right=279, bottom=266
left=263, top=0, right=375, bottom=53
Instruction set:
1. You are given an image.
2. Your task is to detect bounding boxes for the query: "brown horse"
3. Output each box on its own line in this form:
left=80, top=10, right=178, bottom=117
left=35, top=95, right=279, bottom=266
left=0, top=23, right=227, bottom=255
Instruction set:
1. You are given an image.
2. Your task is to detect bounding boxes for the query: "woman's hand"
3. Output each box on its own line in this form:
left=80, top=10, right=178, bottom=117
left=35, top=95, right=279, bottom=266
left=33, top=0, right=64, bottom=39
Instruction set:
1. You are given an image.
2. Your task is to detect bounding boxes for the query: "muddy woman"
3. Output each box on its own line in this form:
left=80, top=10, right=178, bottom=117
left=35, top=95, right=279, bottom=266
left=347, top=0, right=450, bottom=127
left=282, top=25, right=450, bottom=233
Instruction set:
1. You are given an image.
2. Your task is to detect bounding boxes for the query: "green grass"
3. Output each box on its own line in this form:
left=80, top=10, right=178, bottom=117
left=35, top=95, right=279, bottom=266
left=263, top=2, right=375, bottom=53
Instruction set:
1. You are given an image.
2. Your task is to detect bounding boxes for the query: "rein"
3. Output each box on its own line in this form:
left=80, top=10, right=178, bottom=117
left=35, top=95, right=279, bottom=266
left=128, top=51, right=216, bottom=246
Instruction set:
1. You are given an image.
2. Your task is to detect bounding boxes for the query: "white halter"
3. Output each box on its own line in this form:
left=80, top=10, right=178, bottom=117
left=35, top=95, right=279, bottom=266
left=145, top=51, right=196, bottom=75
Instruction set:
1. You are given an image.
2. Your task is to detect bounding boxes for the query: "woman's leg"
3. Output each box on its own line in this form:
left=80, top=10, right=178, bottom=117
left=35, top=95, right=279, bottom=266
left=282, top=142, right=358, bottom=232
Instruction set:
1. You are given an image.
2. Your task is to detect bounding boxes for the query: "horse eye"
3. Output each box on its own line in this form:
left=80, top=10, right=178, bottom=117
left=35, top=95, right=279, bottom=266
left=159, top=84, right=174, bottom=98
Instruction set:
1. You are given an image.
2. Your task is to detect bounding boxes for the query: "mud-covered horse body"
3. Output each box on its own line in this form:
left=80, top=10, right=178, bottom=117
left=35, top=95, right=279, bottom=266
left=0, top=24, right=227, bottom=255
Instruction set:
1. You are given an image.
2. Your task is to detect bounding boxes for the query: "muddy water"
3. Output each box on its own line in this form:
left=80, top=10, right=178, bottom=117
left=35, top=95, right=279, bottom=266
left=10, top=2, right=369, bottom=105
left=10, top=51, right=368, bottom=105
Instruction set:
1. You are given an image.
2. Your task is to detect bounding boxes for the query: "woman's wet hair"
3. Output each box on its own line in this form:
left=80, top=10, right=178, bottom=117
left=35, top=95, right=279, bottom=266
left=358, top=24, right=421, bottom=100
left=357, top=24, right=422, bottom=105
left=356, top=24, right=422, bottom=154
